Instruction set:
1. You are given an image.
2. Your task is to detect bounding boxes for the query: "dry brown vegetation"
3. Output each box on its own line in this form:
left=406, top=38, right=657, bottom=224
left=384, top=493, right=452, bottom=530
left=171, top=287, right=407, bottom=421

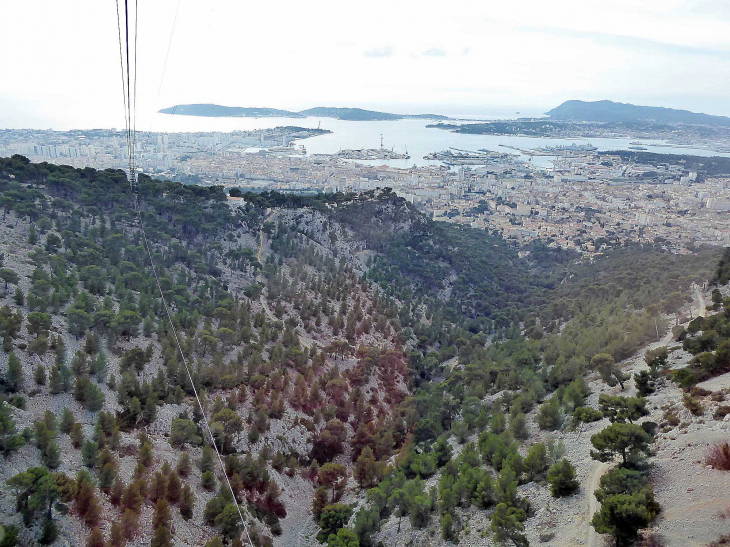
left=706, top=441, right=730, bottom=470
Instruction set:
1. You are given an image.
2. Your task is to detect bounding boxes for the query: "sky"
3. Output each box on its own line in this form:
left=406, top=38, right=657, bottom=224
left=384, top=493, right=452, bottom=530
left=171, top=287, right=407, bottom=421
left=2, top=0, right=730, bottom=129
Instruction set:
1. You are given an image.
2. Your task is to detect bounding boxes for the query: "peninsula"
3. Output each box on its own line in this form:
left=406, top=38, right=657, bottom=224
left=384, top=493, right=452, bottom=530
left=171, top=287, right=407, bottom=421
left=160, top=104, right=451, bottom=121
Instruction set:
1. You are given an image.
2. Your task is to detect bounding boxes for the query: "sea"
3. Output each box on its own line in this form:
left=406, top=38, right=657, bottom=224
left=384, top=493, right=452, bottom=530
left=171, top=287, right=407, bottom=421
left=144, top=112, right=730, bottom=170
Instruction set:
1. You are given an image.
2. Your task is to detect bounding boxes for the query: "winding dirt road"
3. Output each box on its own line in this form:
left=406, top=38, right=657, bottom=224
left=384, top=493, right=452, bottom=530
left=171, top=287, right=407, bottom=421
left=256, top=209, right=276, bottom=281
left=586, top=461, right=609, bottom=547
left=694, top=284, right=706, bottom=318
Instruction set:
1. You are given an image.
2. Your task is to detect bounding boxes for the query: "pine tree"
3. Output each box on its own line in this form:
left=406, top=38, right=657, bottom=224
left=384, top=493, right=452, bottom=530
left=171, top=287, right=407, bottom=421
left=200, top=445, right=214, bottom=473
left=92, top=352, right=107, bottom=383
left=49, top=365, right=64, bottom=394
left=14, top=287, right=24, bottom=306
left=109, top=522, right=124, bottom=544
left=6, top=353, right=22, bottom=393
left=99, top=461, right=118, bottom=491
left=537, top=397, right=561, bottom=431
left=139, top=439, right=154, bottom=468
left=84, top=495, right=101, bottom=527
left=34, top=365, right=47, bottom=386
left=86, top=527, right=104, bottom=547
left=441, top=512, right=455, bottom=541
left=546, top=459, right=579, bottom=497
left=82, top=441, right=99, bottom=468
left=70, top=423, right=84, bottom=448
left=354, top=447, right=382, bottom=489
left=590, top=423, right=652, bottom=466
left=152, top=498, right=171, bottom=530
left=201, top=470, right=216, bottom=491
left=177, top=452, right=192, bottom=477
left=167, top=471, right=182, bottom=504
left=204, top=537, right=224, bottom=547
left=60, top=365, right=73, bottom=391
left=510, top=412, right=529, bottom=440
left=110, top=479, right=124, bottom=506
left=121, top=508, right=139, bottom=539
left=150, top=526, right=173, bottom=547
left=524, top=442, right=548, bottom=481
left=150, top=471, right=168, bottom=502
left=122, top=482, right=144, bottom=514
left=180, top=484, right=195, bottom=520
left=43, top=441, right=62, bottom=469
left=312, top=486, right=329, bottom=521
left=634, top=370, right=655, bottom=396
left=85, top=383, right=105, bottom=412
left=55, top=337, right=66, bottom=366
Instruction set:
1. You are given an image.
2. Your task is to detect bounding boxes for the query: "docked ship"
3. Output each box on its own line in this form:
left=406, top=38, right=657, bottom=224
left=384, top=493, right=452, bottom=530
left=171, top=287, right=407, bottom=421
left=268, top=144, right=307, bottom=155
left=538, top=143, right=598, bottom=153
left=424, top=148, right=511, bottom=165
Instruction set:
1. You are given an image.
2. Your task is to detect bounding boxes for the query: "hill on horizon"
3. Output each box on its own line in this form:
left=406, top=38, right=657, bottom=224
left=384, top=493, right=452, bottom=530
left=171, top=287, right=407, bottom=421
left=546, top=99, right=730, bottom=126
left=160, top=104, right=451, bottom=121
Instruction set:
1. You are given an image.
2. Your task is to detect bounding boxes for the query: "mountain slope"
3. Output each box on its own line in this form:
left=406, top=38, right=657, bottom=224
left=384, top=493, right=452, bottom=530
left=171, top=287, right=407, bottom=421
left=0, top=156, right=724, bottom=547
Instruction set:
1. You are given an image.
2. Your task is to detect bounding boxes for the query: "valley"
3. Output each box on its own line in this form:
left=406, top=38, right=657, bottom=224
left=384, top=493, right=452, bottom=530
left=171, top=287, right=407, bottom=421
left=0, top=156, right=728, bottom=547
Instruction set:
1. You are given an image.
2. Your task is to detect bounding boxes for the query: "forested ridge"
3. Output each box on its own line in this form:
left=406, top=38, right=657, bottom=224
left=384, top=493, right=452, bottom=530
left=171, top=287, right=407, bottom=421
left=0, top=155, right=726, bottom=547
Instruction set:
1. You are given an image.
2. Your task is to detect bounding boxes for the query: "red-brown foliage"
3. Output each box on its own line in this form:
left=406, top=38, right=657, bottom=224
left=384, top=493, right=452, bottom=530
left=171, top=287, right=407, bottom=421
left=706, top=441, right=730, bottom=470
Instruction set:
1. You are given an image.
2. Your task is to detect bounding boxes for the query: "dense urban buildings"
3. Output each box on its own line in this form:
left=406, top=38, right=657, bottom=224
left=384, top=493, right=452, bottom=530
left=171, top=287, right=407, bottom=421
left=1, top=127, right=728, bottom=253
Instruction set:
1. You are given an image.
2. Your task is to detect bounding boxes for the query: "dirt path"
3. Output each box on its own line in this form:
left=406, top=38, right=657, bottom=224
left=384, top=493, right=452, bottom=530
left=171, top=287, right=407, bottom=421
left=694, top=284, right=706, bottom=318
left=296, top=519, right=318, bottom=547
left=256, top=209, right=276, bottom=279
left=586, top=461, right=609, bottom=547
left=632, top=284, right=706, bottom=366
left=575, top=286, right=708, bottom=547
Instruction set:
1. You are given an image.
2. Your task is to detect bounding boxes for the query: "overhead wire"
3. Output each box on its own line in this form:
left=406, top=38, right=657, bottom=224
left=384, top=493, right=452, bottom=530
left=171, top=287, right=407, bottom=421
left=153, top=0, right=182, bottom=121
left=123, top=0, right=133, bottom=181
left=132, top=0, right=138, bottom=181
left=114, top=1, right=255, bottom=544
left=114, top=0, right=130, bottom=161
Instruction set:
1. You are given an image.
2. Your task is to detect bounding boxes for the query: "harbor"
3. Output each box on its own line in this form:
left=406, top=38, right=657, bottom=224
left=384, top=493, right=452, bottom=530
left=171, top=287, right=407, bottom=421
left=423, top=147, right=515, bottom=165
left=334, top=134, right=410, bottom=160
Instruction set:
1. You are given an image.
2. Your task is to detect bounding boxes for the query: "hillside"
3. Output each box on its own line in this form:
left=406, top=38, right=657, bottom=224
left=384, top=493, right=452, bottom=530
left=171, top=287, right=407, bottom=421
left=546, top=99, right=730, bottom=126
left=0, top=155, right=728, bottom=547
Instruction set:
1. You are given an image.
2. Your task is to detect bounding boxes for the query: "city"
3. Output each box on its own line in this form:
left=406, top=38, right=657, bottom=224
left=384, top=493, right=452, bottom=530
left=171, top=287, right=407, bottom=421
left=2, top=126, right=728, bottom=254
